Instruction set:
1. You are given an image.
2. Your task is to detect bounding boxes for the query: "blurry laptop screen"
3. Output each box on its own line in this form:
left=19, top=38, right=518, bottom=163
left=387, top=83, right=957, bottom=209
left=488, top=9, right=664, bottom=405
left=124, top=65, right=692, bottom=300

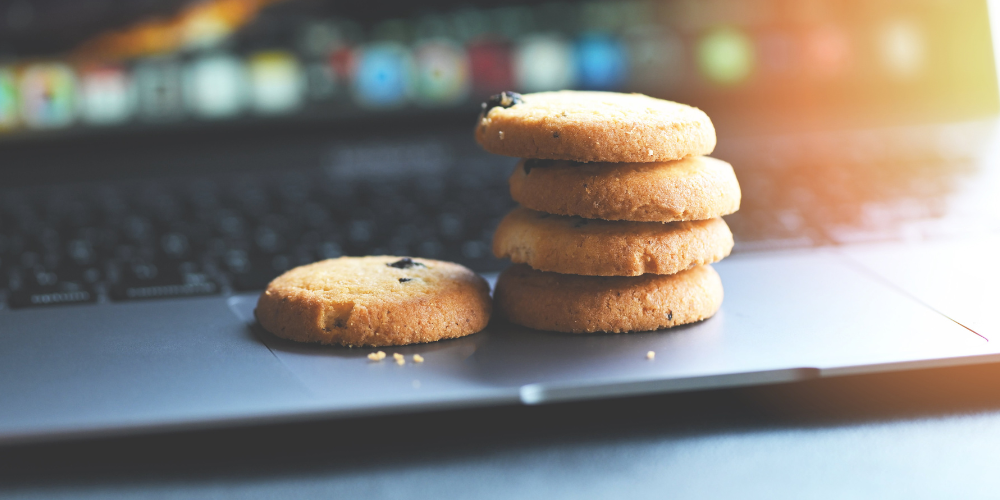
left=0, top=0, right=995, bottom=144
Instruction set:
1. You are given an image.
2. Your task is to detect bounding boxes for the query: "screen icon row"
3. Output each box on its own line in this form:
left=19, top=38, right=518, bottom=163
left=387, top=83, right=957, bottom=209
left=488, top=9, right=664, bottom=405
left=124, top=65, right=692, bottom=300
left=0, top=15, right=926, bottom=132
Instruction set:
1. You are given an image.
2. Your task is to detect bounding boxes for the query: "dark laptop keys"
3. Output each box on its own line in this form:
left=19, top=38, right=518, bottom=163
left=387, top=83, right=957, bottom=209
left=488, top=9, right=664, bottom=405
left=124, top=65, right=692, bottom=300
left=1, top=161, right=513, bottom=307
left=107, top=221, right=220, bottom=301
left=2, top=205, right=98, bottom=307
left=7, top=265, right=97, bottom=308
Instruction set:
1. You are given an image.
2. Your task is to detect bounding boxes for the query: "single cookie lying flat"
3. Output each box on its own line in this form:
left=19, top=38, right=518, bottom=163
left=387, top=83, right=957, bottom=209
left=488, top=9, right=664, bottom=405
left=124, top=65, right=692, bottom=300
left=475, top=91, right=715, bottom=163
left=493, top=264, right=723, bottom=333
left=510, top=156, right=741, bottom=222
left=256, top=256, right=491, bottom=347
left=493, top=207, right=733, bottom=276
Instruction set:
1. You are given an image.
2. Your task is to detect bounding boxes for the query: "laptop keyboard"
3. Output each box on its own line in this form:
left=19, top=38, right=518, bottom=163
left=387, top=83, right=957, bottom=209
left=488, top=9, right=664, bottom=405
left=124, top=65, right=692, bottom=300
left=3, top=123, right=996, bottom=309
left=0, top=163, right=517, bottom=308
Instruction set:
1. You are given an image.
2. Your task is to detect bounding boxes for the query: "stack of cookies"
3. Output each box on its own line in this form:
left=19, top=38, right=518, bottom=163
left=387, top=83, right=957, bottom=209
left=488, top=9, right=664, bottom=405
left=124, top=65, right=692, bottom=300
left=475, top=91, right=741, bottom=333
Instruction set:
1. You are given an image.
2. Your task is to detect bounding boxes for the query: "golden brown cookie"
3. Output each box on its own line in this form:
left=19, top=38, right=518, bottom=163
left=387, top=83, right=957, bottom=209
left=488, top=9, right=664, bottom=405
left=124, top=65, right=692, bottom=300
left=493, top=264, right=723, bottom=333
left=475, top=91, right=715, bottom=163
left=509, top=156, right=741, bottom=222
left=493, top=207, right=733, bottom=276
left=255, top=256, right=491, bottom=347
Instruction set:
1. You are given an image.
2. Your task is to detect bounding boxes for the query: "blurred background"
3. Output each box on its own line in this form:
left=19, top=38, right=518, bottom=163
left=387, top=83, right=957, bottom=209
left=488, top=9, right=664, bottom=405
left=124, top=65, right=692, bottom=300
left=0, top=0, right=995, bottom=134
left=0, top=0, right=998, bottom=307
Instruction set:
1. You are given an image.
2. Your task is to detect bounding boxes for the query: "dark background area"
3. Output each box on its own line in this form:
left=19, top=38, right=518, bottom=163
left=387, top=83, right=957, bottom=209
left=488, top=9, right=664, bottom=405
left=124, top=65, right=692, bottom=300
left=6, top=361, right=1000, bottom=498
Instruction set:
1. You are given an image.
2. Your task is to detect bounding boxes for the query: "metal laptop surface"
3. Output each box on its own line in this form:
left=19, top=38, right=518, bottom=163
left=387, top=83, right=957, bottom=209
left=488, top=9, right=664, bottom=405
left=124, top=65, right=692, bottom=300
left=2, top=243, right=997, bottom=446
left=2, top=0, right=1000, bottom=450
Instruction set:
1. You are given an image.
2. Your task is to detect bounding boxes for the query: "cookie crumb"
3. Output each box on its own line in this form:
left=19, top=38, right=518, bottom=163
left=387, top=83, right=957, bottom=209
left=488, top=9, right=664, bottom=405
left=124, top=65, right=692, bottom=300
left=413, top=354, right=424, bottom=363
left=393, top=353, right=405, bottom=365
left=646, top=351, right=655, bottom=360
left=367, top=352, right=380, bottom=361
left=377, top=351, right=386, bottom=360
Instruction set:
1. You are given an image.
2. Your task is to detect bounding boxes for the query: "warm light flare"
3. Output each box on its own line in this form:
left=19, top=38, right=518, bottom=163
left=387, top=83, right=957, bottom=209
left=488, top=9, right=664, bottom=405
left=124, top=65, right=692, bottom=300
left=72, top=0, right=290, bottom=61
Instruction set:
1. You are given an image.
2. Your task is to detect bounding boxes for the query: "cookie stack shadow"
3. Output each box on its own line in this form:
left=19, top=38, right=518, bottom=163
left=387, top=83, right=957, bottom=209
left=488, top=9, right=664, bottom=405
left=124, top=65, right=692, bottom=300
left=475, top=90, right=742, bottom=333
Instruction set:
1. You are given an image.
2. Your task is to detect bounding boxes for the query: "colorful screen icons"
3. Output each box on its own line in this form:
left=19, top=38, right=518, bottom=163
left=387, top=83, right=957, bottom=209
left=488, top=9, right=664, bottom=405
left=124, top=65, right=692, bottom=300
left=184, top=54, right=247, bottom=118
left=352, top=43, right=413, bottom=109
left=576, top=33, right=628, bottom=90
left=20, top=63, right=77, bottom=129
left=697, top=27, right=755, bottom=85
left=80, top=65, right=133, bottom=125
left=249, top=51, right=304, bottom=114
left=467, top=40, right=513, bottom=96
left=0, top=0, right=970, bottom=138
left=0, top=68, right=17, bottom=130
left=879, top=19, right=925, bottom=80
left=515, top=35, right=576, bottom=92
left=134, top=58, right=185, bottom=122
left=805, top=25, right=852, bottom=79
left=413, top=40, right=469, bottom=106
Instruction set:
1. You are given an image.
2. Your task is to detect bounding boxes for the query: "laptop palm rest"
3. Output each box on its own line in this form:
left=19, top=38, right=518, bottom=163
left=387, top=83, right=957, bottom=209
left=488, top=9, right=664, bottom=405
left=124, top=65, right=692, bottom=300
left=238, top=248, right=990, bottom=412
left=1, top=247, right=991, bottom=445
left=842, top=235, right=1000, bottom=340
left=0, top=297, right=316, bottom=444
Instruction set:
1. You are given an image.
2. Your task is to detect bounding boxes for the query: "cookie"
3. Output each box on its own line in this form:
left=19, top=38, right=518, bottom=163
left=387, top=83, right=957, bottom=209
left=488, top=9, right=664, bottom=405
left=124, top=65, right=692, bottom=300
left=493, top=264, right=723, bottom=333
left=255, top=256, right=491, bottom=347
left=475, top=91, right=715, bottom=163
left=493, top=207, right=733, bottom=276
left=509, top=156, right=741, bottom=222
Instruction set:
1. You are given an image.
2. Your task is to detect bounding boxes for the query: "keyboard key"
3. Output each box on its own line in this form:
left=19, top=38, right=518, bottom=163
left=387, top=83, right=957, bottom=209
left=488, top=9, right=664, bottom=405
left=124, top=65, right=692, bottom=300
left=7, top=267, right=97, bottom=308
left=8, top=283, right=96, bottom=308
left=160, top=232, right=191, bottom=259
left=109, top=261, right=219, bottom=301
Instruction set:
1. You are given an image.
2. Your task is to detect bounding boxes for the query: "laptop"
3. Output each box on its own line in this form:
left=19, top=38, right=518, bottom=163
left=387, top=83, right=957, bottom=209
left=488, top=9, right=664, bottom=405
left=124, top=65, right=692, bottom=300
left=2, top=0, right=999, bottom=445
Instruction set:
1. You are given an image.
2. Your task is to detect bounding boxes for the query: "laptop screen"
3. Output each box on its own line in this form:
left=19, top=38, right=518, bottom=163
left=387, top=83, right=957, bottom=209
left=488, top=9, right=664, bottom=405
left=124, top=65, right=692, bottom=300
left=0, top=0, right=996, bottom=146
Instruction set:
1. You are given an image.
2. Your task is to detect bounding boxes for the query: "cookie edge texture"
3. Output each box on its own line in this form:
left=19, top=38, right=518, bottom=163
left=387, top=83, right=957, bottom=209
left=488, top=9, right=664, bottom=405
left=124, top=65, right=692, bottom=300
left=509, top=156, right=741, bottom=222
left=492, top=208, right=734, bottom=276
left=493, top=263, right=723, bottom=333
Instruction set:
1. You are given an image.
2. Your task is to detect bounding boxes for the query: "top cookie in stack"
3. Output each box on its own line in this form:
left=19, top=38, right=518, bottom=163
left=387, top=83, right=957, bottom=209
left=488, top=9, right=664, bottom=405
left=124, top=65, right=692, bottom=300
left=476, top=91, right=741, bottom=334
left=475, top=91, right=716, bottom=163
